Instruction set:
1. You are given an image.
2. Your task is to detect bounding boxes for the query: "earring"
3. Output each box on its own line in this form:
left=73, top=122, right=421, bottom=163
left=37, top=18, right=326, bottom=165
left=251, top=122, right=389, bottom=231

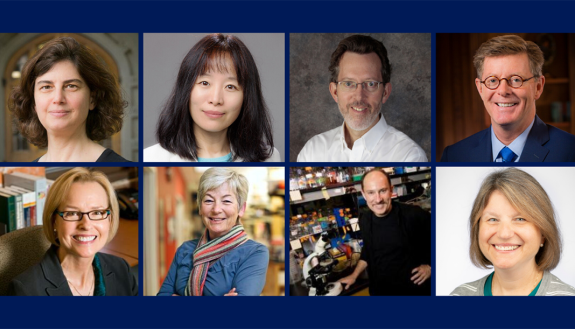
left=540, top=243, right=544, bottom=247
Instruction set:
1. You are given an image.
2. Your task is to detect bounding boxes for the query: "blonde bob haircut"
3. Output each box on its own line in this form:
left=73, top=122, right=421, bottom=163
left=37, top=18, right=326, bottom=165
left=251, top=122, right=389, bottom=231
left=197, top=168, right=249, bottom=222
left=42, top=167, right=120, bottom=246
left=473, top=35, right=545, bottom=79
left=469, top=168, right=561, bottom=272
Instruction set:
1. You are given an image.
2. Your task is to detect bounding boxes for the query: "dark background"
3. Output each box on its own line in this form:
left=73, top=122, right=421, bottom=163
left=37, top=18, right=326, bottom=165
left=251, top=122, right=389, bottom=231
left=1, top=1, right=575, bottom=329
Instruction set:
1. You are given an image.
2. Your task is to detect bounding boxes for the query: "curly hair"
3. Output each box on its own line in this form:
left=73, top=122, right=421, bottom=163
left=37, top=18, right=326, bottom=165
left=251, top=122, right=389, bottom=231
left=8, top=37, right=127, bottom=148
left=156, top=33, right=274, bottom=162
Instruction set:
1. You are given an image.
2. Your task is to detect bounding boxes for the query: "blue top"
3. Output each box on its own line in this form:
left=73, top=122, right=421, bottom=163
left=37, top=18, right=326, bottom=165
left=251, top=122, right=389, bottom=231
left=197, top=152, right=232, bottom=162
left=157, top=239, right=269, bottom=296
left=491, top=118, right=534, bottom=162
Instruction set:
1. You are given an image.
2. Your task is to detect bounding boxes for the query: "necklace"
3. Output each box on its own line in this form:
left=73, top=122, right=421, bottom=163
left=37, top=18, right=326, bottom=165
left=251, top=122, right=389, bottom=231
left=67, top=275, right=94, bottom=296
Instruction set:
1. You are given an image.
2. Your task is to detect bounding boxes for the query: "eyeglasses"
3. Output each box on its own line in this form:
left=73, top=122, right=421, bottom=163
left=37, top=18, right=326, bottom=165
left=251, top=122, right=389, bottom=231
left=337, top=81, right=383, bottom=92
left=480, top=75, right=536, bottom=90
left=56, top=209, right=111, bottom=221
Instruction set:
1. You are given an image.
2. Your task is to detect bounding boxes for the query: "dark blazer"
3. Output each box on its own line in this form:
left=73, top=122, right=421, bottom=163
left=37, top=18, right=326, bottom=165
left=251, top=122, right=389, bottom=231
left=7, top=246, right=138, bottom=296
left=440, top=115, right=575, bottom=162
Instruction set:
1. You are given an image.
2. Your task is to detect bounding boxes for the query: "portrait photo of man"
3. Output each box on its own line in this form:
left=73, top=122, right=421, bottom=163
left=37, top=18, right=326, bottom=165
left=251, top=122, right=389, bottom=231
left=438, top=33, right=575, bottom=162
left=290, top=33, right=431, bottom=162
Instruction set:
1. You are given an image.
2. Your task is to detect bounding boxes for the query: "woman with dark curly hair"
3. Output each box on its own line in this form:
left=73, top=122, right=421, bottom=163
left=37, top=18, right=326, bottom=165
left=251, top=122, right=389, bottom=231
left=9, top=37, right=128, bottom=162
left=144, top=33, right=280, bottom=162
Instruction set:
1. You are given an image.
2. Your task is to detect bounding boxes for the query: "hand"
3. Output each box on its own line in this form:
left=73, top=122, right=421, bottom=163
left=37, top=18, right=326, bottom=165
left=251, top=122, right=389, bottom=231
left=172, top=294, right=180, bottom=296
left=411, top=265, right=431, bottom=285
left=224, top=288, right=238, bottom=296
left=338, top=275, right=356, bottom=290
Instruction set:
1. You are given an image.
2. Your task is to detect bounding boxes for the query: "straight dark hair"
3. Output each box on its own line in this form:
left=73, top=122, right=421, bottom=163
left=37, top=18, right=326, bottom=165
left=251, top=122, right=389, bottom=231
left=156, top=34, right=274, bottom=162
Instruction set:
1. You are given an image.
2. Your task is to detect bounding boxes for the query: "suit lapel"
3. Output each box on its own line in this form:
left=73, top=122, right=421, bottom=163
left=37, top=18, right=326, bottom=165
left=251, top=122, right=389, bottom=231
left=519, top=115, right=549, bottom=162
left=469, top=128, right=493, bottom=162
left=101, top=256, right=116, bottom=296
left=41, top=246, right=73, bottom=296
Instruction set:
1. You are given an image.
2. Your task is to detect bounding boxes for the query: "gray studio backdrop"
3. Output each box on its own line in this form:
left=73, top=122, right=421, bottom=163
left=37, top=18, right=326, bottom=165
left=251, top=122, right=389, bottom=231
left=290, top=33, right=431, bottom=162
left=143, top=33, right=285, bottom=160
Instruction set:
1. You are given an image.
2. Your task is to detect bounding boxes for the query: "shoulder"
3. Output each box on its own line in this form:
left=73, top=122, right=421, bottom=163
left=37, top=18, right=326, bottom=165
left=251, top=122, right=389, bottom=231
left=234, top=240, right=269, bottom=266
left=97, top=148, right=130, bottom=162
left=263, top=147, right=282, bottom=162
left=541, top=272, right=575, bottom=296
left=449, top=275, right=487, bottom=296
left=97, top=252, right=131, bottom=271
left=174, top=239, right=199, bottom=259
left=545, top=124, right=575, bottom=146
left=441, top=128, right=490, bottom=161
left=397, top=203, right=430, bottom=220
left=298, top=126, right=340, bottom=161
left=144, top=143, right=195, bottom=162
left=382, top=126, right=428, bottom=161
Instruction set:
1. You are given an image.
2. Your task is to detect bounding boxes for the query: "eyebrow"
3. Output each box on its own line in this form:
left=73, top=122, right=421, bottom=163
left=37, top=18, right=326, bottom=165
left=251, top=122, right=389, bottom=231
left=36, top=79, right=85, bottom=86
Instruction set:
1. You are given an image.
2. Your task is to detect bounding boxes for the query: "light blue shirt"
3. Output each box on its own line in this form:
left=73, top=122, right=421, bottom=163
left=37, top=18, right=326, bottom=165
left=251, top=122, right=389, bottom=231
left=197, top=152, right=232, bottom=162
left=491, top=119, right=535, bottom=162
left=157, top=239, right=269, bottom=296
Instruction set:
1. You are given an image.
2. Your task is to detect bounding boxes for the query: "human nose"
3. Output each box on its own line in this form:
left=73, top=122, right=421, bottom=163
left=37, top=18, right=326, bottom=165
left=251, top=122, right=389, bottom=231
left=77, top=213, right=93, bottom=229
left=52, top=87, right=66, bottom=104
left=208, top=86, right=224, bottom=106
left=496, top=79, right=512, bottom=96
left=374, top=192, right=382, bottom=203
left=496, top=221, right=514, bottom=239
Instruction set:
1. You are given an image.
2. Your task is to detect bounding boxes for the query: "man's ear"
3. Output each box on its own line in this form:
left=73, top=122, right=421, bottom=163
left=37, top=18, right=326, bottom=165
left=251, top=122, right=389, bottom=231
left=381, top=83, right=392, bottom=105
left=534, top=76, right=545, bottom=101
left=475, top=78, right=483, bottom=95
left=329, top=82, right=339, bottom=103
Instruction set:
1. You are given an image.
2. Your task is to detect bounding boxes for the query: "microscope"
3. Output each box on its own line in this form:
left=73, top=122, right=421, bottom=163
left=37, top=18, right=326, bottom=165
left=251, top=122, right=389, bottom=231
left=302, top=233, right=343, bottom=296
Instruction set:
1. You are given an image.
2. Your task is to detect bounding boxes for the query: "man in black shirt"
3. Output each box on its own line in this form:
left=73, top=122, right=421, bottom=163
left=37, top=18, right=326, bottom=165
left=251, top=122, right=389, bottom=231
left=338, top=169, right=431, bottom=295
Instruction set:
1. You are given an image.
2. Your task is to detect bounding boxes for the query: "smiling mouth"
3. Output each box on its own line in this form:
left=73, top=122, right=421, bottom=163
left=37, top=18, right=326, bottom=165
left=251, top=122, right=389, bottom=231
left=496, top=103, right=518, bottom=107
left=73, top=235, right=97, bottom=242
left=351, top=106, right=368, bottom=112
left=493, top=244, right=520, bottom=251
left=209, top=217, right=227, bottom=222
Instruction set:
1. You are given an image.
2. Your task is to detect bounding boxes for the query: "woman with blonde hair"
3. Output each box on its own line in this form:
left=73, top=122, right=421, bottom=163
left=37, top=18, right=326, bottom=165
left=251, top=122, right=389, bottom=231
left=8, top=168, right=137, bottom=295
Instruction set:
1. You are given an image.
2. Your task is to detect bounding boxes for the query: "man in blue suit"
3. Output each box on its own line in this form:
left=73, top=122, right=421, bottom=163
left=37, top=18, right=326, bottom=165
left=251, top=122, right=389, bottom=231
left=441, top=35, right=575, bottom=162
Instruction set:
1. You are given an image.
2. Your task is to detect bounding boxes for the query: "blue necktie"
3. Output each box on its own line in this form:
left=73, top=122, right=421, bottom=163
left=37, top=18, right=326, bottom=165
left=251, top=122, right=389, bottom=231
left=498, top=147, right=517, bottom=162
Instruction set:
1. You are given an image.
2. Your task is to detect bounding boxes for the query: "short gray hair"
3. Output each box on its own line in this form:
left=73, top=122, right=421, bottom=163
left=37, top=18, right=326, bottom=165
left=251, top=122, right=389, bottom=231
left=197, top=168, right=249, bottom=210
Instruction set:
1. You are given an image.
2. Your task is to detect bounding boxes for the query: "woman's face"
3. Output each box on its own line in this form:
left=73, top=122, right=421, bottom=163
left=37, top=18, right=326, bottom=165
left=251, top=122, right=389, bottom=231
left=55, top=182, right=110, bottom=260
left=478, top=190, right=544, bottom=272
left=34, top=60, right=95, bottom=137
left=190, top=56, right=244, bottom=135
left=200, top=182, right=246, bottom=239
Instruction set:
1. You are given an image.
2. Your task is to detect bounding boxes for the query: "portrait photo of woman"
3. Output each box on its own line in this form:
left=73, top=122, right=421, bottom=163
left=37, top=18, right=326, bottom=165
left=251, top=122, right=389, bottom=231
left=436, top=167, right=575, bottom=296
left=7, top=167, right=138, bottom=296
left=6, top=36, right=134, bottom=162
left=143, top=33, right=284, bottom=162
left=155, top=167, right=270, bottom=296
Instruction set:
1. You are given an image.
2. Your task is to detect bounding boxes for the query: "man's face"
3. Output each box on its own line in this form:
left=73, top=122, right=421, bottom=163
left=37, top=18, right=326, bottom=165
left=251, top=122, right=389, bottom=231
left=329, top=52, right=391, bottom=132
left=361, top=171, right=393, bottom=217
left=475, top=53, right=545, bottom=133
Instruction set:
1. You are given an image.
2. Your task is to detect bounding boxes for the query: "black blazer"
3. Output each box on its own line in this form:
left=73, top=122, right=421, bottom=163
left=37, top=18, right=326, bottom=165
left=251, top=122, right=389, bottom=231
left=440, top=115, right=575, bottom=162
left=7, top=246, right=138, bottom=296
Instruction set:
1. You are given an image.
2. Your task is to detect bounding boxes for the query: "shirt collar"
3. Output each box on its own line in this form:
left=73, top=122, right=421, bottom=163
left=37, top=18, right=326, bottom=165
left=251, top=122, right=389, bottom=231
left=339, top=114, right=387, bottom=152
left=491, top=118, right=535, bottom=162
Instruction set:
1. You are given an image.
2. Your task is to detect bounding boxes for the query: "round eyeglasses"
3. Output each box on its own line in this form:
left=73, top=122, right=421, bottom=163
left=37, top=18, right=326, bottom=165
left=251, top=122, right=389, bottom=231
left=56, top=209, right=111, bottom=221
left=337, top=81, right=383, bottom=92
left=480, top=75, right=536, bottom=90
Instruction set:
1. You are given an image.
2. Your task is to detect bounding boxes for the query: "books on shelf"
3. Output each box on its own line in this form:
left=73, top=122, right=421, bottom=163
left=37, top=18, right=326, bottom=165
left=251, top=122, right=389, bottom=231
left=3, top=172, right=47, bottom=226
left=0, top=190, right=17, bottom=233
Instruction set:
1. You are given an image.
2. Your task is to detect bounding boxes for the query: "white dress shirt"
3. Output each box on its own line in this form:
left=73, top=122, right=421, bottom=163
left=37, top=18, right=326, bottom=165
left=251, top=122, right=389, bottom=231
left=144, top=143, right=282, bottom=162
left=297, top=115, right=427, bottom=162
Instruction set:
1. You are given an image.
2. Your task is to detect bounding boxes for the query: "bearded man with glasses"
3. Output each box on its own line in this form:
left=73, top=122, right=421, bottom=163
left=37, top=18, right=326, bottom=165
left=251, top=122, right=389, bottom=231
left=297, top=35, right=428, bottom=162
left=441, top=34, right=575, bottom=162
